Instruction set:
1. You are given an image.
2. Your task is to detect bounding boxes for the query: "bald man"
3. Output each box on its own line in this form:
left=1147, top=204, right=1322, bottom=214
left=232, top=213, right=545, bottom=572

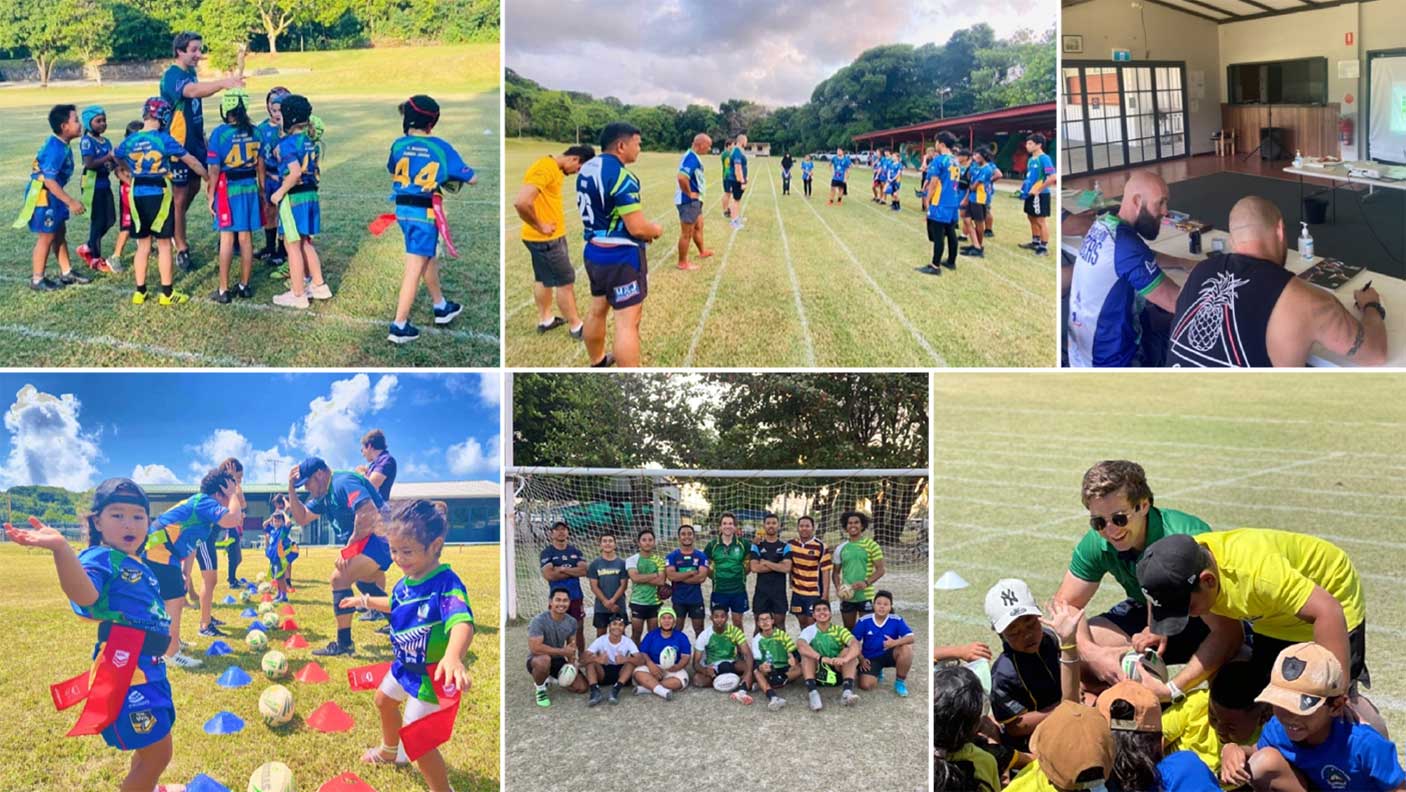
left=1067, top=171, right=1196, bottom=367
left=1167, top=196, right=1387, bottom=367
left=675, top=133, right=714, bottom=271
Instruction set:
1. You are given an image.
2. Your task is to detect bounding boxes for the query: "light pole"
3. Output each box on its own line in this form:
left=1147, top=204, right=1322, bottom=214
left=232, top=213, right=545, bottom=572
left=938, top=87, right=952, bottom=120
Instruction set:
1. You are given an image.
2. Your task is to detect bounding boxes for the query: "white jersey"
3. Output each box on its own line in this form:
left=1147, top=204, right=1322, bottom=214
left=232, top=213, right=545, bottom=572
left=1067, top=213, right=1166, bottom=367
left=587, top=634, right=639, bottom=664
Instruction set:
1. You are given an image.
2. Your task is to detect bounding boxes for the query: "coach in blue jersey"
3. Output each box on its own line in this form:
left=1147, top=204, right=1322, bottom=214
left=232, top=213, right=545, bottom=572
left=576, top=121, right=664, bottom=368
left=1067, top=171, right=1188, bottom=367
left=675, top=133, right=714, bottom=271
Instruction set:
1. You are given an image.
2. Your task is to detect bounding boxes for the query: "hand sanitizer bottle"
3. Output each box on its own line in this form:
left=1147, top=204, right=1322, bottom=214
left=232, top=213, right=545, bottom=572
left=1300, top=221, right=1314, bottom=262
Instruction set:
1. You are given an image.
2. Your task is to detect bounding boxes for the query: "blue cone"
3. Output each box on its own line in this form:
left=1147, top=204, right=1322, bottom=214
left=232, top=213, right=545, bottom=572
left=221, top=594, right=237, bottom=605
left=205, top=640, right=233, bottom=656
left=247, top=621, right=267, bottom=633
left=215, top=666, right=252, bottom=688
left=201, top=713, right=244, bottom=736
left=241, top=607, right=258, bottom=618
left=189, top=774, right=234, bottom=792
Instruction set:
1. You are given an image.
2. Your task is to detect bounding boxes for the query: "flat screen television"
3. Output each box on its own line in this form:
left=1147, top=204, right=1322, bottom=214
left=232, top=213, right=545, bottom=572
left=1227, top=57, right=1328, bottom=104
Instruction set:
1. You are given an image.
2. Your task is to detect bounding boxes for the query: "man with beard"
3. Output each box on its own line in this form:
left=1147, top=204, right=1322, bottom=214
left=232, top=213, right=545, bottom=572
left=1166, top=196, right=1387, bottom=367
left=1066, top=171, right=1193, bottom=367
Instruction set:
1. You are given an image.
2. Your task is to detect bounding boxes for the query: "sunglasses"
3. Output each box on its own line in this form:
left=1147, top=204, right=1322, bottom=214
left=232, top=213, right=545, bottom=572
left=1089, top=503, right=1141, bottom=533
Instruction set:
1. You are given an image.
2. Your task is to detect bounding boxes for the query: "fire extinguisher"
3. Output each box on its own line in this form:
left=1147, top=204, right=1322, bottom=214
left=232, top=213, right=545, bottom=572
left=1339, top=116, right=1354, bottom=145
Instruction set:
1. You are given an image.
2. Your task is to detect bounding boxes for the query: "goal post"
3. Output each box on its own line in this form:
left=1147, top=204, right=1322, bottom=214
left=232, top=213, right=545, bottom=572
left=505, top=467, right=929, bottom=620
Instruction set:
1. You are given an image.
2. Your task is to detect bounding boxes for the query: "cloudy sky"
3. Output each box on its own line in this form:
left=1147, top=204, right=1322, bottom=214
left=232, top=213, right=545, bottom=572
left=0, top=372, right=500, bottom=491
left=507, top=0, right=1049, bottom=108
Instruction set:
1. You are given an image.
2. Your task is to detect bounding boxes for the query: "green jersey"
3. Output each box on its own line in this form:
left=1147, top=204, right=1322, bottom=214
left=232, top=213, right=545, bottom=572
left=705, top=536, right=749, bottom=594
left=802, top=622, right=854, bottom=658
left=834, top=535, right=883, bottom=601
left=751, top=629, right=797, bottom=670
left=626, top=552, right=663, bottom=605
left=699, top=623, right=748, bottom=665
left=721, top=149, right=732, bottom=183
left=1068, top=507, right=1211, bottom=604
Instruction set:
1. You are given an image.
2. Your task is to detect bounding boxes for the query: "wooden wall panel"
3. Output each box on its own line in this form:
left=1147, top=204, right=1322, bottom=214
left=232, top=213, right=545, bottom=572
left=1220, top=104, right=1341, bottom=159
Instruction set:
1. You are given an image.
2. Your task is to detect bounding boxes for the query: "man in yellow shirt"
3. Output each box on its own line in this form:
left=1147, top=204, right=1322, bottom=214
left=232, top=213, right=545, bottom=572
left=513, top=145, right=596, bottom=338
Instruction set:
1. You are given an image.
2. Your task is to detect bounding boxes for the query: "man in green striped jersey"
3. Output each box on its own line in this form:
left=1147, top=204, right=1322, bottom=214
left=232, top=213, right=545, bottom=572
left=798, top=600, right=861, bottom=710
left=750, top=611, right=800, bottom=710
left=832, top=511, right=885, bottom=630
left=694, top=603, right=755, bottom=704
left=626, top=528, right=667, bottom=644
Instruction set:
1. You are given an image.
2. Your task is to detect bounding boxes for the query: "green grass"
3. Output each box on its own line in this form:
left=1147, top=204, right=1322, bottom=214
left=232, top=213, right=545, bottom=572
left=932, top=372, right=1406, bottom=752
left=0, top=46, right=500, bottom=366
left=504, top=139, right=1055, bottom=367
left=0, top=544, right=500, bottom=790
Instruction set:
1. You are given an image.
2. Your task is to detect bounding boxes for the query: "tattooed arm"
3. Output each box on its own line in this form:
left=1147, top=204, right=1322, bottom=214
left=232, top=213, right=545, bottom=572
left=1314, top=285, right=1386, bottom=365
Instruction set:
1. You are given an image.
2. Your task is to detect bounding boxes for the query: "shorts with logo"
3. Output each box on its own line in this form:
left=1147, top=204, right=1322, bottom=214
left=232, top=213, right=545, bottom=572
left=862, top=649, right=898, bottom=676
left=671, top=600, right=705, bottom=621
left=790, top=593, right=823, bottom=617
left=1024, top=192, right=1051, bottom=217
left=677, top=199, right=703, bottom=224
left=584, top=243, right=647, bottom=309
left=104, top=672, right=175, bottom=750
left=629, top=602, right=660, bottom=622
left=841, top=598, right=875, bottom=615
left=26, top=201, right=69, bottom=234
left=194, top=534, right=219, bottom=572
left=525, top=237, right=574, bottom=287
left=711, top=591, right=748, bottom=616
left=132, top=194, right=175, bottom=240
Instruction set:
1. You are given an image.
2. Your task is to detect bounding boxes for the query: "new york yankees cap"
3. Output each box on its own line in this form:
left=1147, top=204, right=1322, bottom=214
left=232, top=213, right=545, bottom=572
left=984, top=578, right=1043, bottom=634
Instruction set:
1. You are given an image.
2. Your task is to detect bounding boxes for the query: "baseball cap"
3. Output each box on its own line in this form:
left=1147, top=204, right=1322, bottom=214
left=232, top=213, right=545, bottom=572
left=1096, top=680, right=1162, bottom=733
left=1031, top=701, right=1115, bottom=790
left=91, top=477, right=150, bottom=515
left=984, top=578, right=1042, bottom=634
left=1135, top=533, right=1206, bottom=636
left=293, top=457, right=329, bottom=487
left=1255, top=642, right=1346, bottom=715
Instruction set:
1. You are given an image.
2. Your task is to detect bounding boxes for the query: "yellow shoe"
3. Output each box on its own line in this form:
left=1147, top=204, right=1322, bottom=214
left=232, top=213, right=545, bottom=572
left=131, top=291, right=146, bottom=305
left=158, top=291, right=189, bottom=306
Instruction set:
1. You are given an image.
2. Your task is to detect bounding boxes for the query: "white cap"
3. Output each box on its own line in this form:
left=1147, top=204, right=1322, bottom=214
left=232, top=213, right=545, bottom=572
left=984, top=578, right=1043, bottom=634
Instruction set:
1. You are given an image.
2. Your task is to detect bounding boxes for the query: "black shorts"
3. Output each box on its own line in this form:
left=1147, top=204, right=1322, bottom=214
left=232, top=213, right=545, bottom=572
left=132, top=194, right=174, bottom=240
left=584, top=244, right=647, bottom=310
left=766, top=669, right=790, bottom=689
left=752, top=590, right=788, bottom=616
left=862, top=650, right=898, bottom=676
left=712, top=660, right=740, bottom=676
left=841, top=599, right=875, bottom=615
left=730, top=182, right=745, bottom=201
left=592, top=606, right=627, bottom=630
left=830, top=179, right=845, bottom=189
left=1249, top=622, right=1370, bottom=689
left=524, top=238, right=574, bottom=288
left=1024, top=193, right=1051, bottom=217
left=194, top=534, right=218, bottom=572
left=527, top=654, right=567, bottom=678
left=1097, top=598, right=1211, bottom=666
left=601, top=663, right=627, bottom=681
left=790, top=594, right=823, bottom=617
left=630, top=603, right=660, bottom=622
left=967, top=202, right=988, bottom=223
left=149, top=560, right=187, bottom=601
left=672, top=601, right=705, bottom=620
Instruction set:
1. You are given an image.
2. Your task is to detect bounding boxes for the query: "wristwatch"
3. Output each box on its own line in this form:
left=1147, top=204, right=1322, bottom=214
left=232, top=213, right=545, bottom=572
left=1362, top=301, right=1386, bottom=321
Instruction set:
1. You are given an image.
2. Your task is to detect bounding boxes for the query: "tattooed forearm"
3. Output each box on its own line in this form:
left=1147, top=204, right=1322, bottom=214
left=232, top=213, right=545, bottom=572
left=1347, top=319, right=1366, bottom=357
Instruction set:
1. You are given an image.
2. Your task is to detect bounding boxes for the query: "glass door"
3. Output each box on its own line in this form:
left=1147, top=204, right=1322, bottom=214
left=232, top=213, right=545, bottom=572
left=1062, top=61, right=1189, bottom=177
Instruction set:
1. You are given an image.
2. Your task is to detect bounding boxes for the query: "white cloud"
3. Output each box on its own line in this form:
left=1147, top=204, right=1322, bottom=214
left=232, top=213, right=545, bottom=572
left=187, top=429, right=295, bottom=486
left=286, top=374, right=399, bottom=468
left=447, top=434, right=501, bottom=478
left=131, top=464, right=182, bottom=485
left=478, top=373, right=501, bottom=407
left=0, top=385, right=101, bottom=490
left=400, top=458, right=436, bottom=480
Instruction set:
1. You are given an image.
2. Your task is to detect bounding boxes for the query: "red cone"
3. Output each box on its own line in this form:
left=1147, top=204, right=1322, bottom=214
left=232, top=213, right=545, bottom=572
left=281, top=618, right=299, bottom=631
left=261, top=593, right=273, bottom=603
left=284, top=633, right=309, bottom=649
left=306, top=701, right=355, bottom=733
left=317, top=772, right=377, bottom=792
left=279, top=605, right=295, bottom=617
left=294, top=661, right=330, bottom=683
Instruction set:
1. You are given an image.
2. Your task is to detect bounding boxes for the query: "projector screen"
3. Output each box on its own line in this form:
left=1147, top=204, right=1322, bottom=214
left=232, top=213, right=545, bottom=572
left=1368, top=52, right=1406, bottom=164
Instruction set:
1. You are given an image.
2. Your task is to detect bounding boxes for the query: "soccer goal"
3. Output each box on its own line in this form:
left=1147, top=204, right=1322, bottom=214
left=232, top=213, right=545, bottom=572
left=505, top=467, right=929, bottom=620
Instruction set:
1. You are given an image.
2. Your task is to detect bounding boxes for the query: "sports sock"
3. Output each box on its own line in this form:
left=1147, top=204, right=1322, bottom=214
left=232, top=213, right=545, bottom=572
left=264, top=229, right=276, bottom=250
left=764, top=689, right=776, bottom=700
left=433, top=299, right=448, bottom=310
left=162, top=284, right=173, bottom=297
left=653, top=685, right=670, bottom=698
left=590, top=683, right=600, bottom=692
left=355, top=581, right=387, bottom=598
left=535, top=682, right=547, bottom=693
left=842, top=678, right=854, bottom=691
left=31, top=275, right=42, bottom=285
left=805, top=679, right=817, bottom=691
left=337, top=627, right=352, bottom=646
left=135, top=284, right=147, bottom=294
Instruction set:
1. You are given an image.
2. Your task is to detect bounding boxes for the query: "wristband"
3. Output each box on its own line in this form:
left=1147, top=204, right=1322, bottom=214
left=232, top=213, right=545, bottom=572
left=1167, top=679, right=1186, bottom=703
left=1363, top=301, right=1386, bottom=321
left=1059, top=643, right=1077, bottom=652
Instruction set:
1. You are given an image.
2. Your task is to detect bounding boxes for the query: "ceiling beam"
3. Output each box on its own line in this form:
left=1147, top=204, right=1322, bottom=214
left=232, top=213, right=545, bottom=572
left=1171, top=0, right=1243, bottom=16
left=1140, top=0, right=1225, bottom=23
left=1237, top=0, right=1275, bottom=10
left=1226, top=0, right=1380, bottom=23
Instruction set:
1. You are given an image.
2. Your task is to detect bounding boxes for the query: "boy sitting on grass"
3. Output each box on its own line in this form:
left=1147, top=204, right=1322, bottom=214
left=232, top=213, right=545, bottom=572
left=986, top=578, right=1063, bottom=752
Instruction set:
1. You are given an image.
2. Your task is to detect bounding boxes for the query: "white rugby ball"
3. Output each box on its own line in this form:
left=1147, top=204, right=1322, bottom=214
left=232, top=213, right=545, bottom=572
left=838, top=584, right=855, bottom=601
left=258, top=684, right=295, bottom=726
left=247, top=761, right=294, bottom=792
left=659, top=646, right=678, bottom=667
left=556, top=663, right=577, bottom=687
left=712, top=672, right=740, bottom=692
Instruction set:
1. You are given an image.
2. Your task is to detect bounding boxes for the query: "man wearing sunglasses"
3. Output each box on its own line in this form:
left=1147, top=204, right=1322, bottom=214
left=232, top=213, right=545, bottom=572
left=1053, top=461, right=1244, bottom=704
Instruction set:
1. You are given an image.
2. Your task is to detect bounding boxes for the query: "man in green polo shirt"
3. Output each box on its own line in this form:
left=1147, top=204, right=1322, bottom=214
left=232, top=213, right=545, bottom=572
left=1053, top=460, right=1245, bottom=702
left=705, top=512, right=750, bottom=629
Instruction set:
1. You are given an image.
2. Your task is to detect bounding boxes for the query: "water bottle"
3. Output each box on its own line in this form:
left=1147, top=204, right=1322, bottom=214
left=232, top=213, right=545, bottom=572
left=1300, top=221, right=1315, bottom=262
left=1294, top=149, right=1304, bottom=168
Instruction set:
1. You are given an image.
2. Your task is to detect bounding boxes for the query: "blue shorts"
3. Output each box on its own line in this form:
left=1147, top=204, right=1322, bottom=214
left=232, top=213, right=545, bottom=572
left=28, top=201, right=69, bottom=234
left=104, top=671, right=175, bottom=751
left=362, top=534, right=392, bottom=571
left=399, top=220, right=438, bottom=258
left=710, top=591, right=748, bottom=616
left=886, top=182, right=901, bottom=195
left=280, top=194, right=321, bottom=238
left=861, top=649, right=897, bottom=676
left=214, top=184, right=262, bottom=232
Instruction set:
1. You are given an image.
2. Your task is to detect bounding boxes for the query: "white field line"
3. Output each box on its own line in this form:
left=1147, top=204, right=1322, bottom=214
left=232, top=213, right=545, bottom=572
left=936, top=403, right=1406, bottom=431
left=937, top=443, right=1284, bottom=471
left=859, top=197, right=1045, bottom=303
left=0, top=323, right=245, bottom=365
left=944, top=454, right=1399, bottom=487
left=930, top=607, right=1406, bottom=643
left=939, top=428, right=1406, bottom=463
left=933, top=472, right=1406, bottom=503
left=766, top=166, right=816, bottom=366
left=799, top=195, right=946, bottom=365
left=0, top=274, right=498, bottom=345
left=684, top=186, right=757, bottom=366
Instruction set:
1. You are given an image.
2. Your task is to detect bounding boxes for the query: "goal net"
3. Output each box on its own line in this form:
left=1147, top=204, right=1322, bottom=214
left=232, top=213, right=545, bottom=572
left=505, top=468, right=929, bottom=620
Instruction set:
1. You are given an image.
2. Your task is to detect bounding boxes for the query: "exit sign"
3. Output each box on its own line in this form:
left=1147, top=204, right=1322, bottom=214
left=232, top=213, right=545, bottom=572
left=1113, top=49, right=1132, bottom=61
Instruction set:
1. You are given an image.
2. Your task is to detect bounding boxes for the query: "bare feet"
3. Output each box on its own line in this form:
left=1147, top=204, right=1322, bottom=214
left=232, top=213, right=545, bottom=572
left=697, top=249, right=715, bottom=258
left=677, top=260, right=700, bottom=271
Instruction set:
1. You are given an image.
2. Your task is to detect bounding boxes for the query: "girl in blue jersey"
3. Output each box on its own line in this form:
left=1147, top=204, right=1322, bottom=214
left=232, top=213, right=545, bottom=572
left=264, top=510, right=298, bottom=602
left=339, top=500, right=473, bottom=792
left=255, top=87, right=289, bottom=266
left=77, top=105, right=119, bottom=273
left=269, top=94, right=331, bottom=309
left=5, top=479, right=181, bottom=792
left=384, top=94, right=477, bottom=344
left=206, top=89, right=267, bottom=303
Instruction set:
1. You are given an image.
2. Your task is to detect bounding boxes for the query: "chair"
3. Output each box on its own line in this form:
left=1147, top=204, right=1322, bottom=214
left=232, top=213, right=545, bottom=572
left=1212, top=129, right=1238, bottom=157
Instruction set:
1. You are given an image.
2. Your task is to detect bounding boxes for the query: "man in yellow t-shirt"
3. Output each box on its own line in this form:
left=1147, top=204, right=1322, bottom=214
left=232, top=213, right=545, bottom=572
left=513, top=145, right=596, bottom=338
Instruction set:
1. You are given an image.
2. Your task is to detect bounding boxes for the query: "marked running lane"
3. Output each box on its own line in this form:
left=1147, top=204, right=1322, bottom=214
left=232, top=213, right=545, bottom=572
left=767, top=167, right=816, bottom=365
left=0, top=323, right=247, bottom=366
left=799, top=197, right=946, bottom=366
left=684, top=187, right=757, bottom=366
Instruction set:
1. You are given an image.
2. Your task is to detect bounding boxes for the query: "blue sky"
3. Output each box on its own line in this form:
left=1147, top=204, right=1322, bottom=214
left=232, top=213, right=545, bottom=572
left=0, top=372, right=501, bottom=491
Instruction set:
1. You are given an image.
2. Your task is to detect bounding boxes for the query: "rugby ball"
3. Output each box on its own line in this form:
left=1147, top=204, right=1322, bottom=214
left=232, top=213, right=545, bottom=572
left=838, top=584, right=854, bottom=601
left=247, top=761, right=294, bottom=792
left=258, top=601, right=275, bottom=615
left=657, top=584, right=673, bottom=601
left=556, top=663, right=577, bottom=687
left=261, top=650, right=288, bottom=680
left=258, top=684, right=295, bottom=726
left=713, top=672, right=740, bottom=693
left=239, top=590, right=254, bottom=604
left=258, top=582, right=273, bottom=595
left=247, top=630, right=269, bottom=650
left=260, top=612, right=279, bottom=628
left=659, top=646, right=678, bottom=667
left=1122, top=649, right=1169, bottom=683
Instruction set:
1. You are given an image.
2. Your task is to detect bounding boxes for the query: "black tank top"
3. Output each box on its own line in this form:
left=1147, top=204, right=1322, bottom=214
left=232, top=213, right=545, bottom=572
left=1167, top=253, right=1294, bottom=367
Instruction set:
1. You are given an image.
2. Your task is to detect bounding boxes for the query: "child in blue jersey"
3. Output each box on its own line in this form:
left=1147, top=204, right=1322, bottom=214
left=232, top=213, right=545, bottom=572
left=922, top=131, right=962, bottom=275
left=853, top=590, right=915, bottom=696
left=828, top=147, right=850, bottom=205
left=77, top=106, right=119, bottom=273
left=264, top=511, right=298, bottom=602
left=961, top=149, right=994, bottom=258
left=6, top=479, right=182, bottom=792
left=955, top=148, right=973, bottom=241
left=269, top=94, right=331, bottom=309
left=983, top=143, right=1004, bottom=238
left=871, top=150, right=886, bottom=203
left=338, top=500, right=473, bottom=792
left=886, top=151, right=904, bottom=211
left=114, top=97, right=209, bottom=306
left=801, top=156, right=814, bottom=198
left=14, top=104, right=95, bottom=292
left=255, top=87, right=289, bottom=265
left=385, top=94, right=477, bottom=344
left=206, top=89, right=267, bottom=303
left=1018, top=133, right=1055, bottom=255
left=107, top=120, right=144, bottom=274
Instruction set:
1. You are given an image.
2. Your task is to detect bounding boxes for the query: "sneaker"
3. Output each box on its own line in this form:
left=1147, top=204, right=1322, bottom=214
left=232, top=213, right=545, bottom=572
left=433, top=300, right=462, bottom=324
left=358, top=610, right=384, bottom=622
left=198, top=624, right=225, bottom=638
left=587, top=688, right=603, bottom=707
left=30, top=277, right=61, bottom=292
left=729, top=219, right=743, bottom=230
left=210, top=289, right=232, bottom=304
left=608, top=688, right=620, bottom=705
left=158, top=291, right=189, bottom=306
left=535, top=687, right=551, bottom=708
left=841, top=689, right=859, bottom=706
left=661, top=690, right=674, bottom=701
left=731, top=689, right=754, bottom=705
left=536, top=317, right=565, bottom=334
left=677, top=260, right=700, bottom=271
left=268, top=255, right=287, bottom=269
left=176, top=249, right=193, bottom=272
left=178, top=639, right=194, bottom=651
left=254, top=247, right=273, bottom=261
left=941, top=260, right=957, bottom=271
left=1018, top=241, right=1041, bottom=250
left=916, top=265, right=942, bottom=276
left=895, top=679, right=909, bottom=698
left=590, top=353, right=615, bottom=368
left=827, top=200, right=834, bottom=206
left=91, top=258, right=115, bottom=273
left=808, top=689, right=823, bottom=711
left=569, top=323, right=584, bottom=341
left=387, top=322, right=421, bottom=344
left=105, top=256, right=124, bottom=273
left=169, top=652, right=202, bottom=669
left=957, top=234, right=968, bottom=242
left=272, top=262, right=290, bottom=279
left=76, top=243, right=95, bottom=266
left=131, top=290, right=147, bottom=305
left=634, top=685, right=651, bottom=697
left=210, top=617, right=225, bottom=626
left=963, top=248, right=985, bottom=258
left=874, top=669, right=885, bottom=685
left=985, top=229, right=994, bottom=238
left=309, top=282, right=333, bottom=300
left=234, top=283, right=254, bottom=299
left=1034, top=246, right=1048, bottom=256
left=768, top=695, right=787, bottom=711
left=311, top=641, right=355, bottom=657
left=60, top=270, right=92, bottom=285
left=273, top=290, right=310, bottom=309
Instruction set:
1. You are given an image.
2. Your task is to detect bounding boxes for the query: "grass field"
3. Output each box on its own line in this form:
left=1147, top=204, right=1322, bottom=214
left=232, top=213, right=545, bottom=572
left=504, top=139, right=1055, bottom=367
left=932, top=372, right=1406, bottom=752
left=0, top=46, right=500, bottom=366
left=504, top=568, right=929, bottom=791
left=0, top=543, right=500, bottom=791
